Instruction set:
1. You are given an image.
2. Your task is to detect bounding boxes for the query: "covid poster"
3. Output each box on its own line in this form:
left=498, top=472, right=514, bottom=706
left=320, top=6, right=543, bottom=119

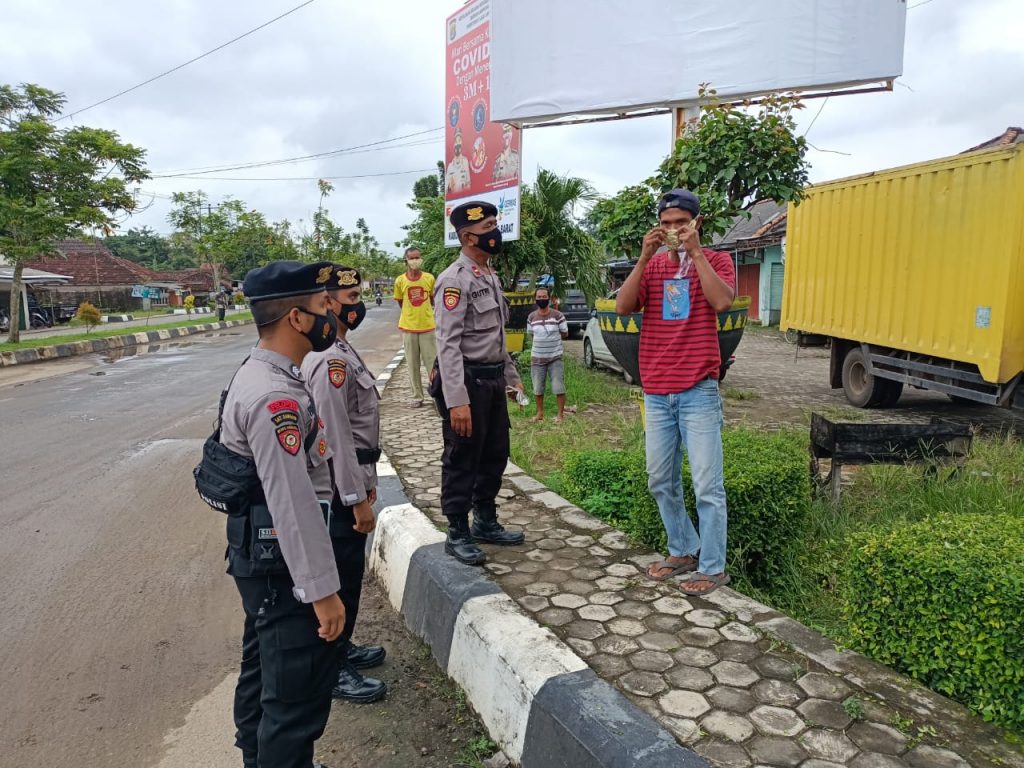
left=444, top=0, right=521, bottom=247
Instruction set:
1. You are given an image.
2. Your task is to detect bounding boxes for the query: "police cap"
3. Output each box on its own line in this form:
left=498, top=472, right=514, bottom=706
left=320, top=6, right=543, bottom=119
left=324, top=264, right=362, bottom=290
left=657, top=188, right=701, bottom=218
left=450, top=200, right=498, bottom=232
left=243, top=260, right=335, bottom=302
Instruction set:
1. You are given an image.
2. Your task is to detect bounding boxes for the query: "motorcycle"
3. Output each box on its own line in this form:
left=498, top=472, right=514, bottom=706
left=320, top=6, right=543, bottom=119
left=0, top=309, right=9, bottom=333
left=375, top=294, right=382, bottom=306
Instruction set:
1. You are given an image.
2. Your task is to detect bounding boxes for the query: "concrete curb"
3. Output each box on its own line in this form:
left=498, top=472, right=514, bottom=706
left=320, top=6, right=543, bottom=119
left=368, top=499, right=707, bottom=768
left=370, top=349, right=707, bottom=768
left=0, top=318, right=254, bottom=367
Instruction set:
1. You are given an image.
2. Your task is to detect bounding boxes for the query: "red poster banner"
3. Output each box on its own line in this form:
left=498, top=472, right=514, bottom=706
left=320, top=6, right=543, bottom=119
left=444, top=0, right=521, bottom=246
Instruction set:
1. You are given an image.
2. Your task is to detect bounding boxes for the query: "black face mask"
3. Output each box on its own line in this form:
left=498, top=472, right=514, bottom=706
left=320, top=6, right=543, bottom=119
left=337, top=301, right=367, bottom=331
left=536, top=299, right=550, bottom=309
left=473, top=226, right=502, bottom=256
left=296, top=307, right=338, bottom=352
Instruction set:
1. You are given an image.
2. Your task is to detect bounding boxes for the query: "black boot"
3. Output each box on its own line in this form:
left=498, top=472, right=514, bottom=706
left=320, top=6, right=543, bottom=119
left=333, top=640, right=387, bottom=704
left=472, top=508, right=525, bottom=546
left=347, top=642, right=386, bottom=670
left=445, top=518, right=487, bottom=565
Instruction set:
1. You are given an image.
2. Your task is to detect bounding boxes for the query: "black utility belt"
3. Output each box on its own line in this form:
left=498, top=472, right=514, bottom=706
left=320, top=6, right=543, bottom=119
left=356, top=447, right=382, bottom=465
left=464, top=361, right=504, bottom=379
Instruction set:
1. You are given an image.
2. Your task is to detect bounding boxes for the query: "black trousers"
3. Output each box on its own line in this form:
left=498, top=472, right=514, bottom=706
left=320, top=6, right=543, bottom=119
left=435, top=372, right=510, bottom=522
left=329, top=498, right=367, bottom=643
left=232, top=574, right=335, bottom=768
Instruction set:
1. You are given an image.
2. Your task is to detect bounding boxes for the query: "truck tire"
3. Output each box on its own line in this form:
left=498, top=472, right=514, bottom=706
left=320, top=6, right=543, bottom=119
left=842, top=347, right=900, bottom=408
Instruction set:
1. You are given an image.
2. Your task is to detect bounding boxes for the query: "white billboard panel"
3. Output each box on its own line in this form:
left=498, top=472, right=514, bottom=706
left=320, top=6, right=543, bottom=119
left=490, top=0, right=907, bottom=124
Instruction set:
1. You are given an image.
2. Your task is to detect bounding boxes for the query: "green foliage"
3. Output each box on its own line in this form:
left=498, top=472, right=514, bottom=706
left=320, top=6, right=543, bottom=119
left=587, top=184, right=657, bottom=260
left=74, top=301, right=101, bottom=333
left=843, top=513, right=1024, bottom=732
left=563, top=427, right=811, bottom=586
left=654, top=87, right=810, bottom=238
left=0, top=82, right=149, bottom=342
left=104, top=226, right=177, bottom=270
left=412, top=162, right=443, bottom=200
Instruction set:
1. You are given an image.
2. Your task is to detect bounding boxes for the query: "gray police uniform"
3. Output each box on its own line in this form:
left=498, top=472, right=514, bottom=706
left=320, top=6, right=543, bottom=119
left=302, top=339, right=379, bottom=641
left=432, top=251, right=520, bottom=528
left=220, top=348, right=338, bottom=768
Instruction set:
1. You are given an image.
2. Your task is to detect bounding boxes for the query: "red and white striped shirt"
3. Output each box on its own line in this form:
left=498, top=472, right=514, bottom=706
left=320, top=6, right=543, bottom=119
left=636, top=249, right=735, bottom=395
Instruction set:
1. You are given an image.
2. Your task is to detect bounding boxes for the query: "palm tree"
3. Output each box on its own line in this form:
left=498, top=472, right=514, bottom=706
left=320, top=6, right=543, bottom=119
left=498, top=168, right=605, bottom=301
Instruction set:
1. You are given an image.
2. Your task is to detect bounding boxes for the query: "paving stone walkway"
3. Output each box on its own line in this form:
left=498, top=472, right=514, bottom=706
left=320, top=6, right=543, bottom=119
left=379, top=361, right=1023, bottom=768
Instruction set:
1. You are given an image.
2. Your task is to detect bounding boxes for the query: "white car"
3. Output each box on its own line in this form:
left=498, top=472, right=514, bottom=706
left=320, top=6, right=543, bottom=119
left=582, top=296, right=635, bottom=385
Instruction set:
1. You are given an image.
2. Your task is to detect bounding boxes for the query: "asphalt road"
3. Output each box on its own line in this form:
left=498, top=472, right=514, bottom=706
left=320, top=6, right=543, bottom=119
left=0, top=303, right=408, bottom=768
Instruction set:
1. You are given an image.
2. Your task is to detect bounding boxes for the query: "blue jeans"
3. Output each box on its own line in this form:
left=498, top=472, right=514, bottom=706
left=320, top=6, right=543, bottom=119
left=644, top=380, right=728, bottom=574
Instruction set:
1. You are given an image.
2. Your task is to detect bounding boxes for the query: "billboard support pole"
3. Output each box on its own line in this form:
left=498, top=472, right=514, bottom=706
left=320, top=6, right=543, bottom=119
left=671, top=105, right=700, bottom=149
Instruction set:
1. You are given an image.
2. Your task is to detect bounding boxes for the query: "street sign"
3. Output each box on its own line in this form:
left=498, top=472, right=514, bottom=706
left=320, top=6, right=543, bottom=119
left=444, top=0, right=521, bottom=247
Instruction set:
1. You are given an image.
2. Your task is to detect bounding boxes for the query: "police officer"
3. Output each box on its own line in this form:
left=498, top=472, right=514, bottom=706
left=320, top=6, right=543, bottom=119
left=302, top=264, right=388, bottom=705
left=431, top=201, right=526, bottom=565
left=220, top=261, right=344, bottom=768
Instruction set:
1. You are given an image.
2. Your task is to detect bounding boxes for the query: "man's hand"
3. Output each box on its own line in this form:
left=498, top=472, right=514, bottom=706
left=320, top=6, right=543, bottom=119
left=640, top=227, right=666, bottom=261
left=367, top=487, right=377, bottom=505
left=449, top=404, right=472, bottom=437
left=507, top=382, right=526, bottom=403
left=353, top=499, right=375, bottom=534
left=312, top=594, right=346, bottom=642
left=681, top=215, right=704, bottom=255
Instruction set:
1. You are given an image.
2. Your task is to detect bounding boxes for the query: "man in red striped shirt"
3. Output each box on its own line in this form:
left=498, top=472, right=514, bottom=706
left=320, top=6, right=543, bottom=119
left=616, top=189, right=736, bottom=596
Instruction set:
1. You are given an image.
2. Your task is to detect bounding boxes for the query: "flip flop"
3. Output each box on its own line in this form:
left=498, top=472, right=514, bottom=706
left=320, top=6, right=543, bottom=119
left=678, top=572, right=731, bottom=596
left=645, top=556, right=698, bottom=581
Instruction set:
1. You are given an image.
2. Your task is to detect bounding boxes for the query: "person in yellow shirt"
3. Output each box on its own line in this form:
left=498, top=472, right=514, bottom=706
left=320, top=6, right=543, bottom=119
left=393, top=247, right=437, bottom=407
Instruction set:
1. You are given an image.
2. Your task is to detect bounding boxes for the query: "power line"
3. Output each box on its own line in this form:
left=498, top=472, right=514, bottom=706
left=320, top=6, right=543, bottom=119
left=57, top=0, right=320, bottom=121
left=803, top=96, right=829, bottom=139
left=908, top=0, right=936, bottom=8
left=150, top=128, right=444, bottom=177
left=157, top=168, right=437, bottom=182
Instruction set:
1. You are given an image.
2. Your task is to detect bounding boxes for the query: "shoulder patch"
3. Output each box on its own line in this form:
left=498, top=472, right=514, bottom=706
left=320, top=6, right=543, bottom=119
left=267, top=398, right=300, bottom=415
left=443, top=286, right=462, bottom=311
left=327, top=358, right=347, bottom=388
left=275, top=424, right=302, bottom=455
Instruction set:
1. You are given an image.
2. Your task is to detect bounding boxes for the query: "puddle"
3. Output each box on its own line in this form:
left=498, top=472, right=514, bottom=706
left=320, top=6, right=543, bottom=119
left=101, top=341, right=196, bottom=364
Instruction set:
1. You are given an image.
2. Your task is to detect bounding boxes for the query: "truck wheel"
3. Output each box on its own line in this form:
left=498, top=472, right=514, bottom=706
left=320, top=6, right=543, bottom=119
left=583, top=339, right=595, bottom=369
left=842, top=347, right=894, bottom=408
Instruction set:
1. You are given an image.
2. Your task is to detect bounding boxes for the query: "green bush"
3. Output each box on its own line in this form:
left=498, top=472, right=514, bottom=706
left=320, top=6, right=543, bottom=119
left=843, top=513, right=1024, bottom=732
left=563, top=427, right=810, bottom=586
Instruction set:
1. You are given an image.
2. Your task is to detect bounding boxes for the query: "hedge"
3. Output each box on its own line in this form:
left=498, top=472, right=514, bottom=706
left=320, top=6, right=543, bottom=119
left=843, top=513, right=1024, bottom=732
left=563, top=427, right=810, bottom=586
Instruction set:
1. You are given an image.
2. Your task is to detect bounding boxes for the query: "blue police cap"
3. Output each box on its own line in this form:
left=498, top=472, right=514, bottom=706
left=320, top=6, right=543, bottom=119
left=243, top=260, right=335, bottom=302
left=657, top=188, right=700, bottom=218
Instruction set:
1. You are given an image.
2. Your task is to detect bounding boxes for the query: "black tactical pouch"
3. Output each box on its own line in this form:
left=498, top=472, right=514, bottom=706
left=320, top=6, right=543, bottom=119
left=247, top=504, right=288, bottom=574
left=193, top=358, right=263, bottom=515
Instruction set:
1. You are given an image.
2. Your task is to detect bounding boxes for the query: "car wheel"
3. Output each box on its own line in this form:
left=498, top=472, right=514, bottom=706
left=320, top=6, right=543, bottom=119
left=583, top=339, right=595, bottom=368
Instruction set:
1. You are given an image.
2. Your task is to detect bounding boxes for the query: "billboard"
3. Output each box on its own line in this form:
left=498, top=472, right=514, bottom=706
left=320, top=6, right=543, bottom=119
left=444, top=0, right=521, bottom=247
left=490, top=0, right=907, bottom=125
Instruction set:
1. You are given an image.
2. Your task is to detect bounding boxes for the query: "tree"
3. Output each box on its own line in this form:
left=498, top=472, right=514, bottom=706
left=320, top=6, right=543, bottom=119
left=0, top=83, right=148, bottom=342
left=75, top=300, right=101, bottom=333
left=105, top=226, right=171, bottom=270
left=654, top=86, right=810, bottom=238
left=587, top=185, right=658, bottom=261
left=412, top=161, right=444, bottom=199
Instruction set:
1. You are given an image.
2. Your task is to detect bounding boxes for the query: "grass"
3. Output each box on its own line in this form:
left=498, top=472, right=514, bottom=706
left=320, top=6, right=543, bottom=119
left=724, top=386, right=761, bottom=401
left=0, top=311, right=252, bottom=352
left=508, top=354, right=641, bottom=493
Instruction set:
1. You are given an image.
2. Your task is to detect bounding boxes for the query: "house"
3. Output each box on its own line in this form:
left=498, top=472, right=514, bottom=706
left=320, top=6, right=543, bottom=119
left=963, top=126, right=1023, bottom=153
left=712, top=200, right=788, bottom=325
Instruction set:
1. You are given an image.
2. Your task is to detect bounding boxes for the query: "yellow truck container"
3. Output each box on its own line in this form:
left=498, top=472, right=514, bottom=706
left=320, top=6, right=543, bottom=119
left=782, top=144, right=1024, bottom=410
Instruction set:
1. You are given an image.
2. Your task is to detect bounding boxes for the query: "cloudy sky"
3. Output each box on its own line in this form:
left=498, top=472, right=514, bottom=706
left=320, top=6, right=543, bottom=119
left=3, top=0, right=1021, bottom=254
